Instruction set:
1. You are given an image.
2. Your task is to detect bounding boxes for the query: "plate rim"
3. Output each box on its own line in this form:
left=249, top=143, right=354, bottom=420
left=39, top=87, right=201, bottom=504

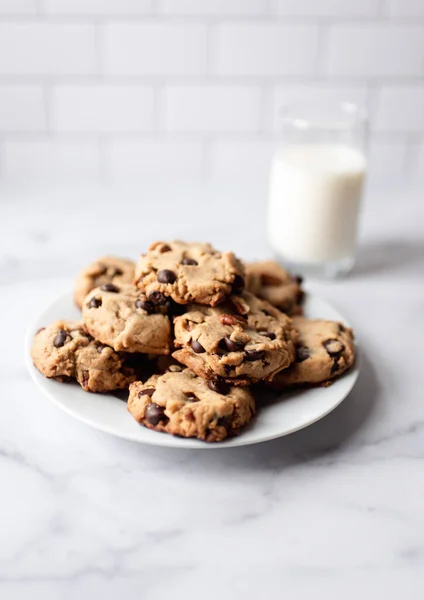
left=25, top=290, right=360, bottom=449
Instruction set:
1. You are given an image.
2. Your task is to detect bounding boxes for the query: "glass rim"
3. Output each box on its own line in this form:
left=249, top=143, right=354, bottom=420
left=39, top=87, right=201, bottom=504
left=278, top=101, right=368, bottom=131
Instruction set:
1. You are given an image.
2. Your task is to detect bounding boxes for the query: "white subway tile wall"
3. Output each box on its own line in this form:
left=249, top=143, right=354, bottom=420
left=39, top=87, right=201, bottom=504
left=0, top=0, right=37, bottom=14
left=53, top=85, right=155, bottom=132
left=164, top=86, right=261, bottom=132
left=0, top=0, right=423, bottom=180
left=103, top=23, right=208, bottom=75
left=0, top=23, right=97, bottom=74
left=274, top=0, right=381, bottom=18
left=3, top=140, right=100, bottom=178
left=0, top=86, right=45, bottom=131
left=43, top=1, right=153, bottom=15
left=327, top=25, right=424, bottom=77
left=106, top=139, right=203, bottom=178
left=213, top=24, right=319, bottom=76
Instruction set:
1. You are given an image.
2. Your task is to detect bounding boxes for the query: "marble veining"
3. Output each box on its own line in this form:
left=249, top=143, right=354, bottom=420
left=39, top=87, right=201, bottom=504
left=1, top=182, right=423, bottom=600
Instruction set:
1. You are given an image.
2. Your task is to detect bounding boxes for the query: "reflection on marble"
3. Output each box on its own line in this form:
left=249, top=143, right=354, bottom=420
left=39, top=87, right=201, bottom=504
left=1, top=183, right=423, bottom=600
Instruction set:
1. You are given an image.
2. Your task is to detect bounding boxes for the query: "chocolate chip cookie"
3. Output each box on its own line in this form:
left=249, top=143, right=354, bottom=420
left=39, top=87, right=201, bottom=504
left=82, top=284, right=171, bottom=354
left=128, top=368, right=255, bottom=442
left=74, top=256, right=135, bottom=309
left=134, top=240, right=245, bottom=307
left=172, top=291, right=296, bottom=385
left=268, top=317, right=355, bottom=388
left=31, top=321, right=136, bottom=392
left=246, top=260, right=303, bottom=315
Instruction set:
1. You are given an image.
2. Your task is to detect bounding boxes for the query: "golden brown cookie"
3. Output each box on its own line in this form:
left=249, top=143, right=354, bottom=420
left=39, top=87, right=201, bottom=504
left=246, top=260, right=303, bottom=314
left=128, top=369, right=255, bottom=442
left=74, top=256, right=135, bottom=309
left=134, top=240, right=245, bottom=307
left=268, top=317, right=355, bottom=388
left=172, top=291, right=296, bottom=385
left=82, top=284, right=171, bottom=354
left=31, top=321, right=136, bottom=392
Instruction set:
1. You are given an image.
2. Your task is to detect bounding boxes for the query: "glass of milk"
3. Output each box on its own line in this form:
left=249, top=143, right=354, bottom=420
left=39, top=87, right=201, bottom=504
left=268, top=102, right=368, bottom=278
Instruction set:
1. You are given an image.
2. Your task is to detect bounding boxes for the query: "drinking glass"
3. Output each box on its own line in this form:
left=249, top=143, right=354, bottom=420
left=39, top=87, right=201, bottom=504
left=268, top=102, right=368, bottom=278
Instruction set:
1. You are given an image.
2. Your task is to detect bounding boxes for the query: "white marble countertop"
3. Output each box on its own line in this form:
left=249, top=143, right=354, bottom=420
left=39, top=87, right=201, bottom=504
left=1, top=181, right=424, bottom=600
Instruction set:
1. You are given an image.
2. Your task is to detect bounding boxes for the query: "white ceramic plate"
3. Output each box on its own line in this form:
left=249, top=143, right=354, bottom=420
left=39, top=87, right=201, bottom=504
left=26, top=292, right=359, bottom=449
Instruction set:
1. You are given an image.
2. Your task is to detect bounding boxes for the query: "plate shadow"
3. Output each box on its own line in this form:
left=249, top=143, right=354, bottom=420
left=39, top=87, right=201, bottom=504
left=108, top=348, right=379, bottom=474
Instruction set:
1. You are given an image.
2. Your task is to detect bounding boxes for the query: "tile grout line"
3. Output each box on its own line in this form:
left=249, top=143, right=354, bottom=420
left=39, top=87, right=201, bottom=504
left=259, top=85, right=272, bottom=136
left=205, top=21, right=214, bottom=76
left=154, top=86, right=164, bottom=134
left=314, top=23, right=331, bottom=78
left=0, top=140, right=3, bottom=177
left=366, top=84, right=380, bottom=131
left=2, top=14, right=424, bottom=24
left=94, top=21, right=104, bottom=77
left=43, top=84, right=52, bottom=135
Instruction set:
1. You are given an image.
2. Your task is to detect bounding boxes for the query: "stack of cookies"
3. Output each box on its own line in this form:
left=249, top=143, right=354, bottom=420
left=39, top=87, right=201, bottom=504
left=31, top=241, right=355, bottom=443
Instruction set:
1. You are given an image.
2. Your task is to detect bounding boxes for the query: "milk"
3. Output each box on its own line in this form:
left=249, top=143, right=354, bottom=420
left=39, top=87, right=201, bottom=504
left=268, top=144, right=366, bottom=265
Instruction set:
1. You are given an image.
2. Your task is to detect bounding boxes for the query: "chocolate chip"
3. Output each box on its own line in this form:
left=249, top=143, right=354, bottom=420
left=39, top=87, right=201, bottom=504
left=78, top=329, right=93, bottom=341
left=96, top=343, right=107, bottom=354
left=145, top=403, right=167, bottom=425
left=217, top=415, right=232, bottom=431
left=224, top=336, right=245, bottom=352
left=159, top=244, right=172, bottom=253
left=138, top=387, right=155, bottom=398
left=331, top=360, right=341, bottom=374
left=323, top=339, right=345, bottom=357
left=338, top=323, right=346, bottom=334
left=262, top=309, right=272, bottom=317
left=165, top=298, right=185, bottom=316
left=279, top=300, right=293, bottom=313
left=53, top=329, right=69, bottom=348
left=223, top=364, right=233, bottom=375
left=110, top=267, right=123, bottom=277
left=157, top=269, right=176, bottom=284
left=191, top=339, right=206, bottom=353
left=55, top=375, right=73, bottom=383
left=208, top=379, right=230, bottom=395
left=218, top=338, right=227, bottom=351
left=186, top=410, right=195, bottom=422
left=88, top=297, right=102, bottom=308
left=149, top=291, right=167, bottom=305
left=262, top=332, right=276, bottom=340
left=323, top=338, right=344, bottom=374
left=101, top=283, right=120, bottom=293
left=185, top=392, right=199, bottom=402
left=296, top=346, right=310, bottom=362
left=136, top=298, right=154, bottom=313
left=295, top=275, right=303, bottom=285
left=181, top=258, right=198, bottom=266
left=245, top=349, right=265, bottom=361
left=231, top=274, right=245, bottom=295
